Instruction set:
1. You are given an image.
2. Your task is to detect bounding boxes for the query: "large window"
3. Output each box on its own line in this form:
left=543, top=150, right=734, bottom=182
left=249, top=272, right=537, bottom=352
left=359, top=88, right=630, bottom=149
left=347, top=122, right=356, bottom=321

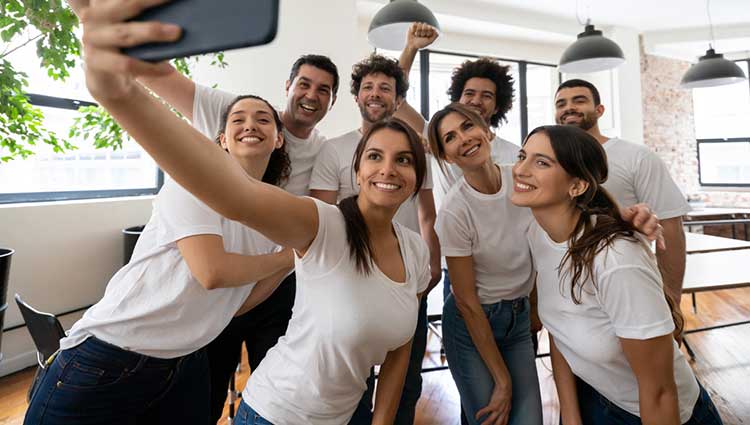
left=694, top=60, right=750, bottom=187
left=0, top=32, right=162, bottom=204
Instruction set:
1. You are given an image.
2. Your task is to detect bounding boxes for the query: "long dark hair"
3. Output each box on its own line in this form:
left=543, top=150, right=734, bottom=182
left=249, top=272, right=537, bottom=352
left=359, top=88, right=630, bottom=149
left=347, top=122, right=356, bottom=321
left=526, top=125, right=684, bottom=339
left=338, top=118, right=427, bottom=275
left=427, top=102, right=491, bottom=178
left=215, top=95, right=291, bottom=186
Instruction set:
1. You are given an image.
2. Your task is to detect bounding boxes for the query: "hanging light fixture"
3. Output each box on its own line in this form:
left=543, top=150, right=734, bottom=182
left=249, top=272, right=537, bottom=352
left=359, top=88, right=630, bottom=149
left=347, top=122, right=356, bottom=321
left=559, top=22, right=625, bottom=73
left=367, top=0, right=441, bottom=51
left=680, top=0, right=747, bottom=89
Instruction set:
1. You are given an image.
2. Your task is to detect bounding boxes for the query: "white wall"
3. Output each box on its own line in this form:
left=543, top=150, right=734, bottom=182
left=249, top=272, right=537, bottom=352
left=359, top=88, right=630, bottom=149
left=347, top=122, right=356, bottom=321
left=1, top=197, right=152, bottom=376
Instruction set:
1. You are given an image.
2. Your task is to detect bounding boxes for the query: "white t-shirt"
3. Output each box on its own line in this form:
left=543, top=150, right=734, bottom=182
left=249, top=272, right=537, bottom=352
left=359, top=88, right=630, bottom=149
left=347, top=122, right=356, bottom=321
left=527, top=220, right=699, bottom=422
left=602, top=138, right=690, bottom=219
left=243, top=199, right=430, bottom=425
left=308, top=129, right=434, bottom=234
left=60, top=179, right=278, bottom=358
left=435, top=164, right=535, bottom=304
left=432, top=135, right=518, bottom=211
left=192, top=84, right=327, bottom=196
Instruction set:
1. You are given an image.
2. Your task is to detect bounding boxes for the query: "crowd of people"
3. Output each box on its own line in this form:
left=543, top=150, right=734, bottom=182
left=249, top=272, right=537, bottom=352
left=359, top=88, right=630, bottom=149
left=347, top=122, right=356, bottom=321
left=23, top=1, right=724, bottom=424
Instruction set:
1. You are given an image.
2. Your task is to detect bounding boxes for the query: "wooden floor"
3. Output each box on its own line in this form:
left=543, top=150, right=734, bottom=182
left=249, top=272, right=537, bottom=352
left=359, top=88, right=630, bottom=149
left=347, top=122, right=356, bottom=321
left=2, top=288, right=749, bottom=425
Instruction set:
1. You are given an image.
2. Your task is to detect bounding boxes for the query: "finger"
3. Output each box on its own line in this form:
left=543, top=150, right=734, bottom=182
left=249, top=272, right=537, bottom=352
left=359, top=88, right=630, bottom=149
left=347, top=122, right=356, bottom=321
left=83, top=21, right=181, bottom=48
left=657, top=229, right=667, bottom=251
left=85, top=47, right=174, bottom=77
left=478, top=410, right=498, bottom=425
left=86, top=0, right=174, bottom=24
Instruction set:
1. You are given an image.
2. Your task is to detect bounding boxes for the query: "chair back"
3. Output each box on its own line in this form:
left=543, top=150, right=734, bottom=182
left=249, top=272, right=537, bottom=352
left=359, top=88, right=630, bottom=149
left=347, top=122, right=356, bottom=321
left=14, top=294, right=65, bottom=366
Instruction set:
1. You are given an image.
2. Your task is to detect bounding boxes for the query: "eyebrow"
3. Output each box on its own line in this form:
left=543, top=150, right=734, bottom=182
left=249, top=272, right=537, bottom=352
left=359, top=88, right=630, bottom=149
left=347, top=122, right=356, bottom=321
left=299, top=76, right=332, bottom=91
left=365, top=147, right=414, bottom=156
left=519, top=149, right=557, bottom=163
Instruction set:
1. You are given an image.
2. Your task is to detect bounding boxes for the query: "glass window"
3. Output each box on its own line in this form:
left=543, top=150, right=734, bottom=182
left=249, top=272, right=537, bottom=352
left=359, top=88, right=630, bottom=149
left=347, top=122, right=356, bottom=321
left=526, top=64, right=558, bottom=133
left=697, top=140, right=750, bottom=186
left=693, top=61, right=750, bottom=140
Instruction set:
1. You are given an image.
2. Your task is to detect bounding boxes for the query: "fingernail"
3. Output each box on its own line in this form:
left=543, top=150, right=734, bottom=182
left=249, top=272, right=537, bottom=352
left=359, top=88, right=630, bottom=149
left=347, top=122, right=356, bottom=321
left=163, top=24, right=181, bottom=37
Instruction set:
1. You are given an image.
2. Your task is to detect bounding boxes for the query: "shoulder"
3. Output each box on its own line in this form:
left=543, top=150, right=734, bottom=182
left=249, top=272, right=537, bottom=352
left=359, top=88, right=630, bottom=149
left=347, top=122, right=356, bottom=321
left=398, top=224, right=430, bottom=264
left=596, top=234, right=657, bottom=276
left=440, top=180, right=469, bottom=211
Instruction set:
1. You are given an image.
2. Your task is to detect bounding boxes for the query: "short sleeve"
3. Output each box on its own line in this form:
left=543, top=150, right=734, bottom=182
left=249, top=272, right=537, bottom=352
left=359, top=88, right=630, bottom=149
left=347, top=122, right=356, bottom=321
left=155, top=180, right=224, bottom=247
left=192, top=84, right=237, bottom=139
left=309, top=141, right=343, bottom=192
left=415, top=238, right=431, bottom=294
left=296, top=198, right=348, bottom=277
left=597, top=264, right=675, bottom=339
left=422, top=156, right=434, bottom=190
left=435, top=207, right=474, bottom=257
left=632, top=150, right=690, bottom=219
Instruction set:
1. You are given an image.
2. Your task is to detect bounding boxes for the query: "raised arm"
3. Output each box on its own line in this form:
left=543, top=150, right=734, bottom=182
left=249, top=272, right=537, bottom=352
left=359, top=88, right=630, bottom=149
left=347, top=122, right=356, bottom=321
left=80, top=0, right=318, bottom=251
left=393, top=22, right=437, bottom=134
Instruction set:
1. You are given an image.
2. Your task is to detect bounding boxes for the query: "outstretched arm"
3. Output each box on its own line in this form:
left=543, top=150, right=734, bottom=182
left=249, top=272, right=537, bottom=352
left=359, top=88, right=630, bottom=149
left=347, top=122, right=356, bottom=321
left=394, top=22, right=438, bottom=134
left=79, top=0, right=318, bottom=251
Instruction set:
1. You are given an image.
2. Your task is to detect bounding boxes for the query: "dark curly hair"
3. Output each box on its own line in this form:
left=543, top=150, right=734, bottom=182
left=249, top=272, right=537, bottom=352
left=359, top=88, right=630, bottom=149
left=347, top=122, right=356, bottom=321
left=350, top=53, right=409, bottom=99
left=215, top=95, right=291, bottom=187
left=447, top=57, right=514, bottom=128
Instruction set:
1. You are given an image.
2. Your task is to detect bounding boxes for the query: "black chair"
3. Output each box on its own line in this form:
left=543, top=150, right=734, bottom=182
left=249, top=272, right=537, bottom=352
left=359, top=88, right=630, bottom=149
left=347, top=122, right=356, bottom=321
left=14, top=294, right=66, bottom=401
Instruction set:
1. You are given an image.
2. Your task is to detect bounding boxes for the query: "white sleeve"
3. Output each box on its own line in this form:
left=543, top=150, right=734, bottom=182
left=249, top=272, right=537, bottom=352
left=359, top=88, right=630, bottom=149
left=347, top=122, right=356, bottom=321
left=192, top=84, right=237, bottom=139
left=296, top=198, right=348, bottom=276
left=422, top=156, right=434, bottom=190
left=435, top=207, right=474, bottom=257
left=596, top=263, right=675, bottom=340
left=155, top=180, right=224, bottom=247
left=309, top=141, right=343, bottom=191
left=415, top=237, right=431, bottom=293
left=632, top=150, right=690, bottom=219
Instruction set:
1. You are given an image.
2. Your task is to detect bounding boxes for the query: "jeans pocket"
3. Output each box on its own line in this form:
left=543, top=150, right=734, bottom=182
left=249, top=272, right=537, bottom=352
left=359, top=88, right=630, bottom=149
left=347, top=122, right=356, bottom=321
left=57, top=351, right=126, bottom=390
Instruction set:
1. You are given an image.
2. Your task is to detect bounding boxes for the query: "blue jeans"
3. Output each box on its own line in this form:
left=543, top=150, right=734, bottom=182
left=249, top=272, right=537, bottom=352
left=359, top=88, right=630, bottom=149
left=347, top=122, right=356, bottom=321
left=235, top=401, right=274, bottom=425
left=24, top=337, right=210, bottom=425
left=349, top=297, right=428, bottom=425
left=575, top=377, right=723, bottom=425
left=443, top=295, right=542, bottom=425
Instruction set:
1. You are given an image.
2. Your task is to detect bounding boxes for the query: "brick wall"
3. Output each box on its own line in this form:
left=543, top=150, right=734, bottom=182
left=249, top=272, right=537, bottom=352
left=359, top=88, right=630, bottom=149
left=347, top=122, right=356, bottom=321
left=639, top=43, right=750, bottom=207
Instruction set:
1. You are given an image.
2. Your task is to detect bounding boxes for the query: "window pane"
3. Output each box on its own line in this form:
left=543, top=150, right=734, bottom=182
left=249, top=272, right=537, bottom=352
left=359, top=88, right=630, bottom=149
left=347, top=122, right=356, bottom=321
left=427, top=53, right=522, bottom=145
left=693, top=61, right=750, bottom=139
left=0, top=106, right=159, bottom=194
left=526, top=64, right=558, bottom=133
left=698, top=140, right=750, bottom=185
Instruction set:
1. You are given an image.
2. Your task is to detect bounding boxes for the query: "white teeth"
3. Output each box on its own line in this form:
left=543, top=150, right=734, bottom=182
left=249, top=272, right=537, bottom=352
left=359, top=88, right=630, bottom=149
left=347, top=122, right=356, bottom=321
left=516, top=182, right=534, bottom=190
left=240, top=136, right=261, bottom=143
left=374, top=182, right=400, bottom=190
left=300, top=104, right=317, bottom=112
left=463, top=145, right=479, bottom=156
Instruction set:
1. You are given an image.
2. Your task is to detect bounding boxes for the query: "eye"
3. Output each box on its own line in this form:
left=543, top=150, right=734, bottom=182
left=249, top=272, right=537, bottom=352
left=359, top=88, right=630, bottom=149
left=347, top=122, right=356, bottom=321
left=397, top=155, right=413, bottom=165
left=443, top=133, right=455, bottom=144
left=258, top=118, right=271, bottom=124
left=367, top=152, right=381, bottom=160
left=535, top=159, right=549, bottom=167
left=516, top=152, right=525, bottom=161
left=299, top=82, right=309, bottom=89
left=461, top=121, right=474, bottom=131
left=232, top=119, right=243, bottom=124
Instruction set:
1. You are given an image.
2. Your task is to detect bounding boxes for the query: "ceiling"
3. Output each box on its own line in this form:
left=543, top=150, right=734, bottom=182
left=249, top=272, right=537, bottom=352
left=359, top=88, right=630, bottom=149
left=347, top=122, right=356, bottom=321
left=357, top=0, right=750, bottom=61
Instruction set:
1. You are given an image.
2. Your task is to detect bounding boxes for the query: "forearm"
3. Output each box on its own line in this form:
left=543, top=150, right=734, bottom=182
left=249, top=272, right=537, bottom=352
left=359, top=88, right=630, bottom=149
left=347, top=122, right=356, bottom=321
left=372, top=339, right=413, bottom=425
left=65, top=0, right=87, bottom=15
left=212, top=250, right=293, bottom=289
left=550, top=338, right=582, bottom=425
left=418, top=190, right=441, bottom=292
left=455, top=297, right=510, bottom=384
left=234, top=269, right=291, bottom=316
left=138, top=68, right=197, bottom=121
left=399, top=46, right=419, bottom=80
left=655, top=218, right=686, bottom=305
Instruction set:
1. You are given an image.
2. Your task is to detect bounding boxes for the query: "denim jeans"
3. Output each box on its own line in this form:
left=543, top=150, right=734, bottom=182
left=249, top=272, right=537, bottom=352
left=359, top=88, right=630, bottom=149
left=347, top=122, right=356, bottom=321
left=348, top=297, right=428, bottom=425
left=24, top=337, right=210, bottom=425
left=443, top=295, right=543, bottom=425
left=234, top=401, right=274, bottom=425
left=575, top=376, right=724, bottom=425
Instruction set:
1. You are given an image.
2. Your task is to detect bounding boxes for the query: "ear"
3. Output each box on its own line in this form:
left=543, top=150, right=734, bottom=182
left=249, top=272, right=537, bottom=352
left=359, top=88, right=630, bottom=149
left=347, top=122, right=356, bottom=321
left=595, top=103, right=605, bottom=119
left=568, top=178, right=589, bottom=200
left=329, top=94, right=337, bottom=109
left=219, top=133, right=228, bottom=150
left=395, top=96, right=405, bottom=110
left=275, top=131, right=285, bottom=149
left=285, top=79, right=292, bottom=95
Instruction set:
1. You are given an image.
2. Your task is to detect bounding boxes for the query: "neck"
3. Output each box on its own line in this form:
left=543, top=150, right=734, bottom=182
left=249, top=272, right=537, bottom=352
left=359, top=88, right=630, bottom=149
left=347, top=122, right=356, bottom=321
left=356, top=195, right=397, bottom=239
left=587, top=125, right=609, bottom=144
left=281, top=110, right=314, bottom=140
left=463, top=159, right=502, bottom=194
left=531, top=202, right=581, bottom=243
left=236, top=155, right=269, bottom=181
left=360, top=119, right=375, bottom=136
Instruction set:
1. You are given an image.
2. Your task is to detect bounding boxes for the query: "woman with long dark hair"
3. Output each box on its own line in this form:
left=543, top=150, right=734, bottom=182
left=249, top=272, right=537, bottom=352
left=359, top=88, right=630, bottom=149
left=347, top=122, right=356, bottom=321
left=25, top=93, right=295, bottom=424
left=67, top=3, right=431, bottom=424
left=512, top=125, right=723, bottom=425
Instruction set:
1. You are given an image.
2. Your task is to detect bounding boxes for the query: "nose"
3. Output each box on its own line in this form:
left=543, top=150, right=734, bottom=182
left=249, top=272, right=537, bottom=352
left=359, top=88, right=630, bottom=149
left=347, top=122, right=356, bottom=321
left=513, top=155, right=531, bottom=176
left=379, top=157, right=398, bottom=176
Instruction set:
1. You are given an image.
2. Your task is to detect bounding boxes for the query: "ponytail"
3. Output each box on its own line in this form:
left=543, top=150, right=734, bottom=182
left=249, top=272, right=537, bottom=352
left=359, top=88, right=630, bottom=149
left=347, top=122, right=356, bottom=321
left=338, top=196, right=374, bottom=275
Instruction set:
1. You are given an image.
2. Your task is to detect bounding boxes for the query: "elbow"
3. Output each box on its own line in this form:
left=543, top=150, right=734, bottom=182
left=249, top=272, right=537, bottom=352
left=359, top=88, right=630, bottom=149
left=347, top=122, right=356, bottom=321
left=195, top=268, right=225, bottom=290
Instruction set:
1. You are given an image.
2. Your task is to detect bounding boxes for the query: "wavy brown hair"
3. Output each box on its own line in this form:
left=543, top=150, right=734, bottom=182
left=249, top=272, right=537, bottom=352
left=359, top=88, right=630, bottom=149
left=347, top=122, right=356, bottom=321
left=339, top=118, right=427, bottom=275
left=427, top=102, right=492, bottom=178
left=215, top=95, right=291, bottom=186
left=526, top=125, right=684, bottom=340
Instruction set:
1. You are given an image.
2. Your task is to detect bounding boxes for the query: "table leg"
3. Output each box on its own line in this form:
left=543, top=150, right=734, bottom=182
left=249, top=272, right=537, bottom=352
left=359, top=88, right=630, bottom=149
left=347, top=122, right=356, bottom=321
left=683, top=337, right=696, bottom=359
left=692, top=293, right=698, bottom=314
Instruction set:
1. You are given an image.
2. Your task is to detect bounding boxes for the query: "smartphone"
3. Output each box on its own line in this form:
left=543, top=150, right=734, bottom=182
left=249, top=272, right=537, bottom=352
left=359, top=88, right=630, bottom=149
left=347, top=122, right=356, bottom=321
left=124, top=0, right=279, bottom=62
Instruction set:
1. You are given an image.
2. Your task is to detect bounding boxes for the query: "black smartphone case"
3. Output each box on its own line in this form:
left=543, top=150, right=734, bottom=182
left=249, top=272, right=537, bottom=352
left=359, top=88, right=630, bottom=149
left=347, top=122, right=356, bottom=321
left=123, top=0, right=279, bottom=62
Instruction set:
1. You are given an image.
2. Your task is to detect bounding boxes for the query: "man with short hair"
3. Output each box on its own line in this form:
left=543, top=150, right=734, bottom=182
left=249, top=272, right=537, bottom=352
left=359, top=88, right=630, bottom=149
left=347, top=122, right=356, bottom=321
left=554, top=78, right=689, bottom=308
left=309, top=52, right=441, bottom=425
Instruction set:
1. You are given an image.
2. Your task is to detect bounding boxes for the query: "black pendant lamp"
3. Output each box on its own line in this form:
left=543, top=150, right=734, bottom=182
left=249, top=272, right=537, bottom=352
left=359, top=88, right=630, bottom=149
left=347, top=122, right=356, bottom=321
left=559, top=23, right=625, bottom=73
left=368, top=0, right=441, bottom=51
left=680, top=48, right=747, bottom=89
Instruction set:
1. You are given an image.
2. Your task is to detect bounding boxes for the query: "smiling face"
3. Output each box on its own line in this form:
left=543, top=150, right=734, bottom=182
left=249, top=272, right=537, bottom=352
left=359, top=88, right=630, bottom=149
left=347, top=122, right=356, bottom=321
left=437, top=111, right=493, bottom=171
left=510, top=131, right=584, bottom=210
left=458, top=77, right=499, bottom=124
left=355, top=72, right=401, bottom=124
left=219, top=98, right=283, bottom=161
left=284, top=64, right=335, bottom=130
left=355, top=127, right=417, bottom=211
left=554, top=86, right=603, bottom=131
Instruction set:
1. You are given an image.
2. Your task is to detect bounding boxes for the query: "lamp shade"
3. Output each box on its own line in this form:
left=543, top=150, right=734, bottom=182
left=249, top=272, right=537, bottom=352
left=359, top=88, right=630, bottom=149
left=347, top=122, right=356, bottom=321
left=559, top=24, right=625, bottom=73
left=680, top=48, right=748, bottom=89
left=368, top=0, right=440, bottom=51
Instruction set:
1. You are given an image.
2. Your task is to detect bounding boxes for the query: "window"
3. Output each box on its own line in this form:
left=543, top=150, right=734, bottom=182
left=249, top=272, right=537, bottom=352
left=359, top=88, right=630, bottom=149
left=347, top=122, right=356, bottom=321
left=693, top=60, right=750, bottom=187
left=0, top=32, right=162, bottom=204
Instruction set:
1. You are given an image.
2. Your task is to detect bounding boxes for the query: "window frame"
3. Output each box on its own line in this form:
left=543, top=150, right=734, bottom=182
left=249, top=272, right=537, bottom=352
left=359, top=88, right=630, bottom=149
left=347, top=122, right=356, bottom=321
left=417, top=49, right=560, bottom=142
left=695, top=59, right=750, bottom=189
